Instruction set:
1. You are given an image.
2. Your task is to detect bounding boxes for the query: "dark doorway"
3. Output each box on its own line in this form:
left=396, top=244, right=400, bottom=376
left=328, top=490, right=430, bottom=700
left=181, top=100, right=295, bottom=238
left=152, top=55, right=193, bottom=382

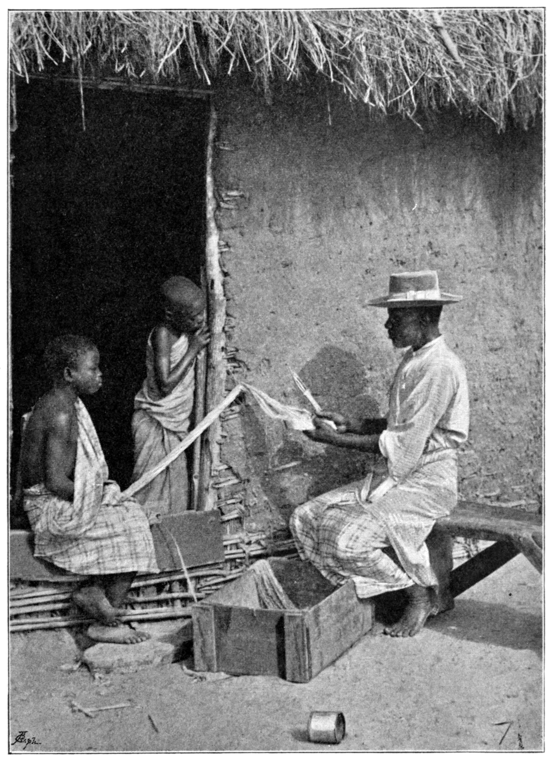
left=10, top=78, right=210, bottom=504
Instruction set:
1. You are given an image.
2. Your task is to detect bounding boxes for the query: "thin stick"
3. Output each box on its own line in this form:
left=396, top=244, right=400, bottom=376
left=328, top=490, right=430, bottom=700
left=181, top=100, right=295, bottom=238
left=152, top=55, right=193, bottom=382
left=10, top=593, right=71, bottom=607
left=10, top=586, right=75, bottom=599
left=432, top=12, right=465, bottom=68
left=88, top=703, right=134, bottom=713
left=11, top=608, right=193, bottom=632
left=291, top=370, right=337, bottom=429
left=191, top=333, right=207, bottom=510
left=71, top=701, right=96, bottom=719
left=130, top=567, right=226, bottom=587
left=195, top=576, right=236, bottom=589
left=10, top=601, right=72, bottom=616
left=291, top=370, right=322, bottom=413
left=128, top=590, right=202, bottom=603
left=10, top=590, right=205, bottom=618
left=495, top=721, right=513, bottom=747
left=156, top=523, right=199, bottom=602
left=27, top=73, right=211, bottom=98
left=23, top=607, right=194, bottom=623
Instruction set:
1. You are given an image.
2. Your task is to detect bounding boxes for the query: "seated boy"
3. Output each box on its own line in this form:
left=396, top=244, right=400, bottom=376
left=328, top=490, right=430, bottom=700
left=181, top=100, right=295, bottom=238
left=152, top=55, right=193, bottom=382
left=131, top=276, right=210, bottom=514
left=19, top=334, right=159, bottom=644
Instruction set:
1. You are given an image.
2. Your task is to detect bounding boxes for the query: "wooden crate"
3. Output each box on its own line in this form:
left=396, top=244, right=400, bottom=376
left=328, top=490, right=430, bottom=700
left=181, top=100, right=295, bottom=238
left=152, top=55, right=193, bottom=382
left=192, top=557, right=374, bottom=683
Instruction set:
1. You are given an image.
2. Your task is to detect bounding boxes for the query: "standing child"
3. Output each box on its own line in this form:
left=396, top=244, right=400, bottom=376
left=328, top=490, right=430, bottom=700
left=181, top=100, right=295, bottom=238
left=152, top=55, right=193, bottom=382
left=131, top=276, right=210, bottom=514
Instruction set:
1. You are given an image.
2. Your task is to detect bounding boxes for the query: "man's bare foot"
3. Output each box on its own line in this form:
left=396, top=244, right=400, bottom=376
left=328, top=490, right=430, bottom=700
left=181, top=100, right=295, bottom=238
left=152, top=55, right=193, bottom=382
left=72, top=586, right=122, bottom=626
left=384, top=585, right=437, bottom=637
left=86, top=623, right=151, bottom=645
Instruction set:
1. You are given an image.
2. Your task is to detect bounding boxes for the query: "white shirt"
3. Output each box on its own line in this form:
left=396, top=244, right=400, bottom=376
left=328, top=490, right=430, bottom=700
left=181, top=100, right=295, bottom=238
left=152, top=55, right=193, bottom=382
left=378, top=336, right=469, bottom=482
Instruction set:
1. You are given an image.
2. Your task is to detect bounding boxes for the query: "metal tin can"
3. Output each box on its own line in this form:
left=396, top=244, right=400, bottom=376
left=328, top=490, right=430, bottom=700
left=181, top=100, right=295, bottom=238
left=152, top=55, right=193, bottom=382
left=307, top=711, right=346, bottom=744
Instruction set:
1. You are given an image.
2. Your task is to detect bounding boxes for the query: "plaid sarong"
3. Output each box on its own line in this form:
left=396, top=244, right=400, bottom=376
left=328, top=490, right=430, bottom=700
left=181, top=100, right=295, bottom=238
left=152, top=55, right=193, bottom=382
left=290, top=451, right=458, bottom=598
left=23, top=399, right=158, bottom=576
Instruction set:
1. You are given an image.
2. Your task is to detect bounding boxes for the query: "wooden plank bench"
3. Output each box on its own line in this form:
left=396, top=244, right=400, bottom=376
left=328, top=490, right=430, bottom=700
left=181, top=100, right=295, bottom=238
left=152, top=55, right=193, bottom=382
left=436, top=501, right=542, bottom=598
left=9, top=511, right=225, bottom=582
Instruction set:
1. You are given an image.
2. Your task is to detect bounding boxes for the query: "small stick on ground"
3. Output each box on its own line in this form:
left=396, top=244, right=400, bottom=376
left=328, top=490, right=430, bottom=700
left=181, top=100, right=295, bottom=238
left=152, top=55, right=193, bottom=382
left=495, top=721, right=513, bottom=747
left=70, top=700, right=96, bottom=719
left=88, top=703, right=133, bottom=713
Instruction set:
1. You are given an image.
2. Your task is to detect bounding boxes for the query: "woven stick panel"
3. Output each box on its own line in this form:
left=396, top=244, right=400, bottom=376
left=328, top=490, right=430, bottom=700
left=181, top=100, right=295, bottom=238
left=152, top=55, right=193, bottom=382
left=10, top=534, right=298, bottom=632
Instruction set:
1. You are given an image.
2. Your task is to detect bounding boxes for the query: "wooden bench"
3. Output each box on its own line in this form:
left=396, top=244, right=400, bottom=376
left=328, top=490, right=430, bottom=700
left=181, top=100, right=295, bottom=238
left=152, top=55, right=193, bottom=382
left=9, top=512, right=225, bottom=582
left=436, top=501, right=542, bottom=598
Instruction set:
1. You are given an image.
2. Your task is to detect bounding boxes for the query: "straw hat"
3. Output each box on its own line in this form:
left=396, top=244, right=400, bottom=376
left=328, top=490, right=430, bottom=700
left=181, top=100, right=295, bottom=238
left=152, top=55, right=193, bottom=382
left=367, top=270, right=463, bottom=308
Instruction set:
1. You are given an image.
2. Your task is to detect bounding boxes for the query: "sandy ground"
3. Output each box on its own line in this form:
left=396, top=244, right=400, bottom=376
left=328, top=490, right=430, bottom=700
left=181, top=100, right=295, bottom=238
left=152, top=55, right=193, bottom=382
left=9, top=554, right=542, bottom=754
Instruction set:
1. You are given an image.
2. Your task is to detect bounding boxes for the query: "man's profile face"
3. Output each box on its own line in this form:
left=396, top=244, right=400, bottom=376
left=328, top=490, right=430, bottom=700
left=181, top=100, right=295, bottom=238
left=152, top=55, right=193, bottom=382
left=384, top=308, right=423, bottom=349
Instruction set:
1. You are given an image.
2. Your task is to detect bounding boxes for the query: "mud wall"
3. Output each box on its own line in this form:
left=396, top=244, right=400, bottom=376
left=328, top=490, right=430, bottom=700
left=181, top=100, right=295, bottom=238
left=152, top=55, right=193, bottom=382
left=210, top=80, right=542, bottom=533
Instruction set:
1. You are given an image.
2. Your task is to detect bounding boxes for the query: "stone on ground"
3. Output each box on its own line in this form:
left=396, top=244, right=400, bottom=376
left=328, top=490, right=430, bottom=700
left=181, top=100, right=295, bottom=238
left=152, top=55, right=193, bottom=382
left=81, top=620, right=192, bottom=674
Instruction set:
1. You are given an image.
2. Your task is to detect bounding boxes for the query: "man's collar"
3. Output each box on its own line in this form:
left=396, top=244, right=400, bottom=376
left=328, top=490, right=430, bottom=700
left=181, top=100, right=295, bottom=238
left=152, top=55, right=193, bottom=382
left=412, top=335, right=444, bottom=355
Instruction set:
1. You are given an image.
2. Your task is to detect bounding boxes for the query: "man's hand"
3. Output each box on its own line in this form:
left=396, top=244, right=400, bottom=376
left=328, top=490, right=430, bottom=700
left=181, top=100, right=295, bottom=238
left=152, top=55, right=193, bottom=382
left=316, top=411, right=349, bottom=433
left=303, top=413, right=383, bottom=453
left=304, top=413, right=348, bottom=444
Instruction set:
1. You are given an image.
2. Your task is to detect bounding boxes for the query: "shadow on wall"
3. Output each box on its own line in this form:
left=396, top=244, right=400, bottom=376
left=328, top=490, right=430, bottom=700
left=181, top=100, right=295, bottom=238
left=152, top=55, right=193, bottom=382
left=241, top=345, right=387, bottom=527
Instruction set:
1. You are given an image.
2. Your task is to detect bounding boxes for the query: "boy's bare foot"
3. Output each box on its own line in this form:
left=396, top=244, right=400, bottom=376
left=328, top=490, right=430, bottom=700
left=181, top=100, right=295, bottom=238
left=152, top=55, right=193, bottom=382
left=72, top=586, right=122, bottom=626
left=86, top=623, right=151, bottom=645
left=384, top=584, right=437, bottom=637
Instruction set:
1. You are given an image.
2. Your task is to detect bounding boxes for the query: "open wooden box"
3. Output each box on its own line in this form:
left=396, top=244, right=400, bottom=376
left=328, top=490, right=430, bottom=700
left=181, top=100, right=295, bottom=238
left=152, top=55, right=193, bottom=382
left=192, top=557, right=374, bottom=683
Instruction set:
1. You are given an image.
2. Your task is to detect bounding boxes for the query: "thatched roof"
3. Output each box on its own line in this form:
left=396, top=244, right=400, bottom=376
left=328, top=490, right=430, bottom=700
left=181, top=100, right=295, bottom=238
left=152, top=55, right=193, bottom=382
left=10, top=9, right=543, bottom=131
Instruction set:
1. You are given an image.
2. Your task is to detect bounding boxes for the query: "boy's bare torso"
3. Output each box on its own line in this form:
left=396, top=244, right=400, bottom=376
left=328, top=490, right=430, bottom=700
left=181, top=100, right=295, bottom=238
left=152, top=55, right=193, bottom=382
left=20, top=390, right=77, bottom=490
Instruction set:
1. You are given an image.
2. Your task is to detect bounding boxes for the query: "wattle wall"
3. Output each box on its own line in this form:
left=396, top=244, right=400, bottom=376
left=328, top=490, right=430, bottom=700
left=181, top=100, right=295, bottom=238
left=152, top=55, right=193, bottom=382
left=210, top=80, right=542, bottom=532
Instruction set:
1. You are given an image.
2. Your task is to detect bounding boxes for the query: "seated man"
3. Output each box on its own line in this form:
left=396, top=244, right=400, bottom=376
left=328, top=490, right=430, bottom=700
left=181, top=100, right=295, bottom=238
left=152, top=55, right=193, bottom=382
left=290, top=270, right=469, bottom=637
left=19, top=334, right=159, bottom=644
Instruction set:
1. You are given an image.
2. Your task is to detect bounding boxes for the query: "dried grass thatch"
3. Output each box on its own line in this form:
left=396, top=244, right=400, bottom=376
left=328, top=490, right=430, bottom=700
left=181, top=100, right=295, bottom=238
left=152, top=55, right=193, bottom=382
left=10, top=9, right=543, bottom=130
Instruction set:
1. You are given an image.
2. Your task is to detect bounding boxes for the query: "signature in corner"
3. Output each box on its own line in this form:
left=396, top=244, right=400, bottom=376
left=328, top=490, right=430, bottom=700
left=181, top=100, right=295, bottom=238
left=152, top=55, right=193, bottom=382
left=11, top=731, right=41, bottom=750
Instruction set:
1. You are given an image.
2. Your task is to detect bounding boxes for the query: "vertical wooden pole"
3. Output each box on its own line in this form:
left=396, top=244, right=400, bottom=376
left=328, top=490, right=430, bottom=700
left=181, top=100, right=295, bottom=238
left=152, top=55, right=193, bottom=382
left=200, top=104, right=227, bottom=511
left=9, top=74, right=16, bottom=525
left=190, top=346, right=207, bottom=511
left=190, top=265, right=208, bottom=511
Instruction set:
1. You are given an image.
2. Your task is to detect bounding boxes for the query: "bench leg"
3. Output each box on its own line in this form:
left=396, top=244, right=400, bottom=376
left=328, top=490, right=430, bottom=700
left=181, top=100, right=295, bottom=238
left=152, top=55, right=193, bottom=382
left=512, top=535, right=543, bottom=574
left=450, top=541, right=520, bottom=598
left=427, top=527, right=454, bottom=612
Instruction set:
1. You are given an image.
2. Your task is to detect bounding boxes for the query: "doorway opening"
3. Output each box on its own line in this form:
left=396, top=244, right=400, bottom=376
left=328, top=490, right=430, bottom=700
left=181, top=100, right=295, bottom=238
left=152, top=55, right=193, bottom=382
left=10, top=77, right=211, bottom=517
